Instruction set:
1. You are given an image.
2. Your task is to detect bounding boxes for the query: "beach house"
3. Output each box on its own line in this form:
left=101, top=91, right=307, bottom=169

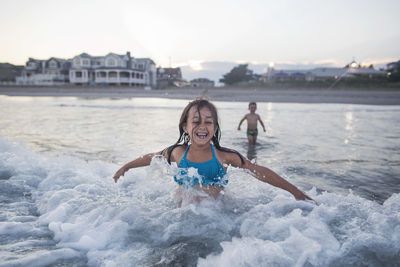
left=15, top=52, right=157, bottom=88
left=69, top=52, right=156, bottom=87
left=16, top=57, right=71, bottom=85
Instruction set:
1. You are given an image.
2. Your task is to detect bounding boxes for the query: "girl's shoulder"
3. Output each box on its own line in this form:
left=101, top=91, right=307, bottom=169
left=171, top=144, right=187, bottom=154
left=168, top=144, right=187, bottom=163
left=214, top=146, right=245, bottom=167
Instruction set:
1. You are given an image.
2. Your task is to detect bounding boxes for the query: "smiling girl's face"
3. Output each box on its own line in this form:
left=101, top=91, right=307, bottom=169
left=183, top=106, right=217, bottom=146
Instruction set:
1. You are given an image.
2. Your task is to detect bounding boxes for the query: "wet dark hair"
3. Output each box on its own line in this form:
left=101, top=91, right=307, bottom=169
left=249, top=102, right=257, bottom=107
left=165, top=98, right=245, bottom=165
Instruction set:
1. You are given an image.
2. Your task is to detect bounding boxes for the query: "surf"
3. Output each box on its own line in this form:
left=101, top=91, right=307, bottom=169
left=1, top=136, right=399, bottom=266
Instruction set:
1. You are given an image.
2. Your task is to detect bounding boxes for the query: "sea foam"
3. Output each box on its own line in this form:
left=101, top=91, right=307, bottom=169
left=1, top=136, right=399, bottom=266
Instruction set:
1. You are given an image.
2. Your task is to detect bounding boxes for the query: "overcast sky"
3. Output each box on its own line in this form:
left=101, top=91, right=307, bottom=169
left=1, top=0, right=399, bottom=74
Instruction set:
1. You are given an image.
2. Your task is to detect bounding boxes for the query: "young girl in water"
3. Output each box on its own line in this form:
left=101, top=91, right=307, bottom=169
left=113, top=98, right=312, bottom=202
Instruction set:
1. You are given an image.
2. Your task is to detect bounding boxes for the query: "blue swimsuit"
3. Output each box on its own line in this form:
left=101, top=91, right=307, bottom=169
left=174, top=144, right=227, bottom=187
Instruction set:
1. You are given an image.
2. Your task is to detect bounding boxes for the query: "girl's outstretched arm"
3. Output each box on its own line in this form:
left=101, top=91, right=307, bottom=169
left=245, top=161, right=313, bottom=200
left=226, top=153, right=312, bottom=201
left=113, top=152, right=159, bottom=183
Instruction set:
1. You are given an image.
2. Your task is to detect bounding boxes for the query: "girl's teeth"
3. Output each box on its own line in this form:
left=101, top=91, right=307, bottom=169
left=197, top=133, right=207, bottom=139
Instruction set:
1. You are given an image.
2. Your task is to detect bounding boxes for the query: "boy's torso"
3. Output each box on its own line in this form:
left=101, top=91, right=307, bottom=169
left=246, top=113, right=259, bottom=129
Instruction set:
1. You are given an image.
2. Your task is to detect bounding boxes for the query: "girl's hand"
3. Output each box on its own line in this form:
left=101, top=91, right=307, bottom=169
left=111, top=152, right=157, bottom=184
left=293, top=190, right=314, bottom=202
left=113, top=167, right=126, bottom=183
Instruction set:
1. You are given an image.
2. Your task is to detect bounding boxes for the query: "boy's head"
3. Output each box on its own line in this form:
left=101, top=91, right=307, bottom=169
left=249, top=102, right=257, bottom=112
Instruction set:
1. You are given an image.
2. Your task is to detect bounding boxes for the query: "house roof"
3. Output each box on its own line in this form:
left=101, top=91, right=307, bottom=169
left=27, top=58, right=44, bottom=63
left=47, top=57, right=69, bottom=63
left=105, top=52, right=126, bottom=59
left=137, top=58, right=155, bottom=64
left=79, top=53, right=92, bottom=58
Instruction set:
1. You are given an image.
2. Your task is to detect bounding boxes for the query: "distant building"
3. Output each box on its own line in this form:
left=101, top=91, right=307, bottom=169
left=305, top=68, right=350, bottom=81
left=190, top=78, right=214, bottom=88
left=0, top=63, right=23, bottom=84
left=387, top=60, right=400, bottom=72
left=261, top=68, right=307, bottom=82
left=15, top=52, right=156, bottom=87
left=69, top=52, right=156, bottom=87
left=307, top=60, right=385, bottom=81
left=345, top=60, right=386, bottom=78
left=156, top=67, right=184, bottom=88
left=263, top=60, right=386, bottom=82
left=386, top=60, right=400, bottom=81
left=16, top=57, right=71, bottom=85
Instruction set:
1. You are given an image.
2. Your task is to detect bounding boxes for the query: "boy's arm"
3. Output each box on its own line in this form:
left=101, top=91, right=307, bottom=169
left=113, top=152, right=160, bottom=183
left=257, top=115, right=266, bottom=132
left=237, top=115, right=247, bottom=130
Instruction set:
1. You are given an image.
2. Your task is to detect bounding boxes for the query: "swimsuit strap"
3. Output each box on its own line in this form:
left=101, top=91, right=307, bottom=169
left=182, top=145, right=190, bottom=159
left=211, top=144, right=216, bottom=158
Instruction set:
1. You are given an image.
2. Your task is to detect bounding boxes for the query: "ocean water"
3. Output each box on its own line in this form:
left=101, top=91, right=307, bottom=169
left=0, top=95, right=399, bottom=266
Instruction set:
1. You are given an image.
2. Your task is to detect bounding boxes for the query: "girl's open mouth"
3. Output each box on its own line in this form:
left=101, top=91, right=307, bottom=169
left=196, top=132, right=208, bottom=139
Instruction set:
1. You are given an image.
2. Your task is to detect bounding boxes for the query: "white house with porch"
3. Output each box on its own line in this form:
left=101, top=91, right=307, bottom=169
left=69, top=52, right=156, bottom=87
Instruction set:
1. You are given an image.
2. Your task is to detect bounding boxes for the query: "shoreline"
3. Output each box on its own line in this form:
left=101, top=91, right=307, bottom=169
left=1, top=86, right=400, bottom=105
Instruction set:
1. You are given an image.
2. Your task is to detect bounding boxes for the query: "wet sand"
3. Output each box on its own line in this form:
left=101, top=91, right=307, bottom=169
left=1, top=86, right=400, bottom=105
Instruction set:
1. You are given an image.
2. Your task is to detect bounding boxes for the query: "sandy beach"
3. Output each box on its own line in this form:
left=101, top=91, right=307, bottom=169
left=1, top=86, right=400, bottom=105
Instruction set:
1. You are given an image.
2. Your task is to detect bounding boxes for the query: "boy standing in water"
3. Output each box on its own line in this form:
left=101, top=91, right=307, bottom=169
left=237, top=102, right=266, bottom=145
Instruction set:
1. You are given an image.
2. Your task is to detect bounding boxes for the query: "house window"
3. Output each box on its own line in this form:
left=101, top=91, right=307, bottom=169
left=109, top=71, right=117, bottom=78
left=28, top=62, right=36, bottom=68
left=120, top=72, right=129, bottom=78
left=83, top=59, right=90, bottom=66
left=107, top=58, right=116, bottom=66
left=49, top=61, right=57, bottom=68
left=138, top=64, right=144, bottom=69
left=74, top=58, right=80, bottom=66
left=76, top=71, right=82, bottom=78
left=97, top=72, right=107, bottom=78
